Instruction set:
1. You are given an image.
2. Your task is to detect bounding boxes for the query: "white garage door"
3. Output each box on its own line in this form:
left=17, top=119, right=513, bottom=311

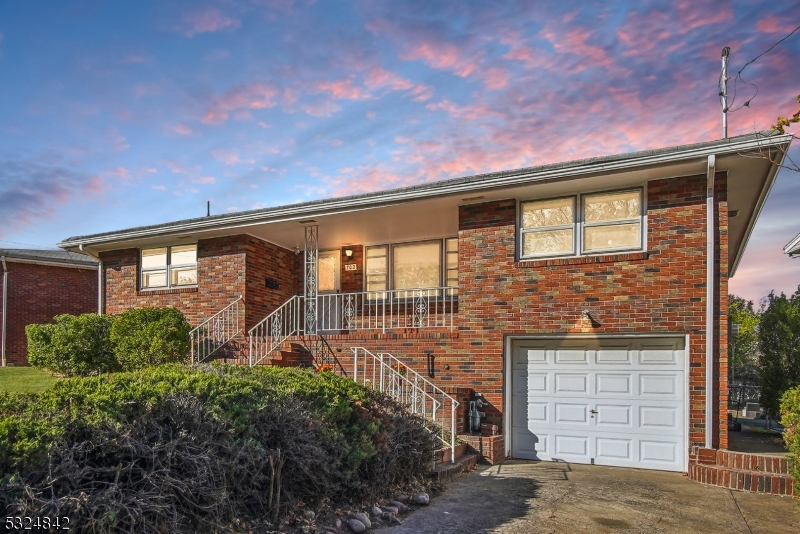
left=510, top=337, right=686, bottom=472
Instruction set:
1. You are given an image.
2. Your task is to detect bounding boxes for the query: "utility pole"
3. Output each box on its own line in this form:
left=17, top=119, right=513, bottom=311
left=720, top=47, right=730, bottom=138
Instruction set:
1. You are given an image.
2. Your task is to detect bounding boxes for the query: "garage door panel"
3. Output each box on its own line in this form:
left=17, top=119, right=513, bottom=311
left=555, top=435, right=589, bottom=457
left=555, top=373, right=588, bottom=393
left=596, top=437, right=632, bottom=460
left=555, top=347, right=589, bottom=364
left=639, top=374, right=679, bottom=396
left=511, top=337, right=685, bottom=472
left=596, top=404, right=631, bottom=427
left=640, top=406, right=678, bottom=430
left=555, top=403, right=589, bottom=424
left=596, top=374, right=632, bottom=395
left=515, top=346, right=547, bottom=367
left=596, top=346, right=631, bottom=364
left=639, top=440, right=678, bottom=464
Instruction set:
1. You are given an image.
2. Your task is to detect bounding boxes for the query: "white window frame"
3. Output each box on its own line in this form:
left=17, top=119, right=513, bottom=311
left=519, top=187, right=644, bottom=260
left=364, top=237, right=458, bottom=293
left=140, top=244, right=198, bottom=290
left=519, top=196, right=577, bottom=259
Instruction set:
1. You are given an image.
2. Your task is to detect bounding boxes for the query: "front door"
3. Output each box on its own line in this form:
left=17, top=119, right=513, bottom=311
left=317, top=250, right=341, bottom=331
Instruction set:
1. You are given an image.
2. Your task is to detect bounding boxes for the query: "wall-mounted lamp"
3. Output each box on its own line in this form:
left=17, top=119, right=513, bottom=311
left=344, top=249, right=353, bottom=259
left=581, top=309, right=601, bottom=327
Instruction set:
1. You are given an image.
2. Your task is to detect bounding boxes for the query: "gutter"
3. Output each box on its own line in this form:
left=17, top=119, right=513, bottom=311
left=58, top=134, right=794, bottom=252
left=705, top=155, right=716, bottom=449
left=1, top=256, right=7, bottom=367
left=79, top=245, right=104, bottom=315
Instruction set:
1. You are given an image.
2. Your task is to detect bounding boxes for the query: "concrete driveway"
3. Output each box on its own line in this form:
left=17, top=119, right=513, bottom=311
left=380, top=460, right=798, bottom=533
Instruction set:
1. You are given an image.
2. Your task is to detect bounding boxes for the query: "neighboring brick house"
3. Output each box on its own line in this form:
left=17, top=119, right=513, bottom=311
left=0, top=249, right=99, bottom=366
left=59, top=131, right=793, bottom=476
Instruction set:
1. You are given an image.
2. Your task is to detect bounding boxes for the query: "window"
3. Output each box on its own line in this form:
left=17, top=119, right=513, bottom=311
left=140, top=244, right=197, bottom=289
left=364, top=238, right=457, bottom=292
left=520, top=189, right=642, bottom=259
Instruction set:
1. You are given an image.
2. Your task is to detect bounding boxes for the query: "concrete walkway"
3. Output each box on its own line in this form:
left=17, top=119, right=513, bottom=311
left=379, top=460, right=798, bottom=533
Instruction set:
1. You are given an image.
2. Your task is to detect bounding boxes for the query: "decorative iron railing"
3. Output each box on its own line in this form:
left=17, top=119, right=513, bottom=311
left=318, top=287, right=457, bottom=332
left=352, top=347, right=459, bottom=465
left=299, top=334, right=348, bottom=376
left=248, top=295, right=304, bottom=367
left=190, top=296, right=244, bottom=364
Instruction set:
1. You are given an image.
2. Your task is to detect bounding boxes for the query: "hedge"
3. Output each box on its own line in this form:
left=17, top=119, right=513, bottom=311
left=27, top=308, right=191, bottom=376
left=0, top=365, right=434, bottom=533
left=780, top=385, right=800, bottom=496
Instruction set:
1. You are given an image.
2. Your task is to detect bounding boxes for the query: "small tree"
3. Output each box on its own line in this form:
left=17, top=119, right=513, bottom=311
left=110, top=307, right=191, bottom=370
left=729, top=295, right=760, bottom=385
left=26, top=314, right=117, bottom=377
left=758, top=286, right=800, bottom=417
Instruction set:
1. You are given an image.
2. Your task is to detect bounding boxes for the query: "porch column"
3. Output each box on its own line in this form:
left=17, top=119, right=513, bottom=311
left=304, top=225, right=318, bottom=335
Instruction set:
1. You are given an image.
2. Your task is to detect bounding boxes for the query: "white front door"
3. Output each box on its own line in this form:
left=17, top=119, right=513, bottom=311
left=510, top=337, right=686, bottom=472
left=317, top=250, right=341, bottom=331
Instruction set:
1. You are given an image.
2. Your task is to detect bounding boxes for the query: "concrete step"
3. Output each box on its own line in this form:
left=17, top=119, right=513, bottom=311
left=432, top=453, right=479, bottom=483
left=697, top=448, right=790, bottom=475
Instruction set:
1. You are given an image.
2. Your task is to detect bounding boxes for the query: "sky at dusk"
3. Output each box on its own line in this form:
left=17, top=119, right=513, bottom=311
left=1, top=1, right=799, bottom=305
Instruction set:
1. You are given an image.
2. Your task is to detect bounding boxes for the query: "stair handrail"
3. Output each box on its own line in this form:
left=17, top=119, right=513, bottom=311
left=300, top=334, right=348, bottom=377
left=248, top=295, right=304, bottom=366
left=190, top=296, right=244, bottom=364
left=351, top=347, right=459, bottom=464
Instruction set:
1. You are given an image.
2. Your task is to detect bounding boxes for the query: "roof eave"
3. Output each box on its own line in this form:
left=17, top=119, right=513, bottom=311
left=59, top=132, right=794, bottom=252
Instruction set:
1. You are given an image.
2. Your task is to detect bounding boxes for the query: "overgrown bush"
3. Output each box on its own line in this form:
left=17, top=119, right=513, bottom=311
left=780, top=385, right=800, bottom=496
left=26, top=314, right=117, bottom=377
left=0, top=365, right=434, bottom=533
left=110, top=307, right=191, bottom=370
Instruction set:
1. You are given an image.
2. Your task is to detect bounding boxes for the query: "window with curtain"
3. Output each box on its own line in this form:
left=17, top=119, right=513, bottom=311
left=364, top=238, right=457, bottom=293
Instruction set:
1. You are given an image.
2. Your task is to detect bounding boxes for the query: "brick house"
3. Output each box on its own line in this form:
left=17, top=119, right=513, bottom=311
left=59, top=131, right=792, bottom=475
left=1, top=249, right=99, bottom=366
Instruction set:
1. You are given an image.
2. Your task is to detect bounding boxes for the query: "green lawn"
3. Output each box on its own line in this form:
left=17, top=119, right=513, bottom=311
left=0, top=366, right=58, bottom=393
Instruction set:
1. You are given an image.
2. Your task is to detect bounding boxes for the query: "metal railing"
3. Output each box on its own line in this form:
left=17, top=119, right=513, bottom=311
left=248, top=295, right=303, bottom=366
left=318, top=287, right=457, bottom=332
left=300, top=334, right=348, bottom=376
left=190, top=296, right=244, bottom=364
left=352, top=347, right=459, bottom=464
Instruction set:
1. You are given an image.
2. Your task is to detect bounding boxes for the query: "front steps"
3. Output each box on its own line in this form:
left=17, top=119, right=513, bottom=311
left=253, top=342, right=315, bottom=368
left=690, top=448, right=796, bottom=497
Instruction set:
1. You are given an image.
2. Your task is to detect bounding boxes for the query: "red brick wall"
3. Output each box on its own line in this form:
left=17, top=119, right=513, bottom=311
left=245, top=236, right=300, bottom=328
left=315, top=173, right=729, bottom=453
left=102, top=235, right=298, bottom=331
left=0, top=262, right=98, bottom=366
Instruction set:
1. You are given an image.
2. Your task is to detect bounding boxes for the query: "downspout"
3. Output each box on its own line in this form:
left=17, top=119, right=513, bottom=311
left=79, top=245, right=103, bottom=314
left=705, top=155, right=716, bottom=449
left=1, top=256, right=7, bottom=367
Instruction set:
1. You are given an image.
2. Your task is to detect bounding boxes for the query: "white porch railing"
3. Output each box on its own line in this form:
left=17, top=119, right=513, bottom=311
left=352, top=347, right=459, bottom=464
left=190, top=296, right=243, bottom=364
left=248, top=295, right=303, bottom=367
left=318, top=287, right=457, bottom=332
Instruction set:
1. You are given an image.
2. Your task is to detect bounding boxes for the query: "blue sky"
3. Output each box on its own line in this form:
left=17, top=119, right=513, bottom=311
left=1, top=0, right=798, bottom=304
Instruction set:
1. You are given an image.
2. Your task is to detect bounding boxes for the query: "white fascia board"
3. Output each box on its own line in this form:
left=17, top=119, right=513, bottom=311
left=785, top=232, right=800, bottom=256
left=60, top=134, right=794, bottom=252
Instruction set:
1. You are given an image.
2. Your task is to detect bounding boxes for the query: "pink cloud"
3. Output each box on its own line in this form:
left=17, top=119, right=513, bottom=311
left=301, top=100, right=341, bottom=117
left=365, top=67, right=415, bottom=91
left=316, top=77, right=365, bottom=100
left=756, top=15, right=798, bottom=34
left=211, top=149, right=241, bottom=165
left=182, top=8, right=241, bottom=38
left=133, top=82, right=162, bottom=98
left=483, top=67, right=509, bottom=89
left=173, top=124, right=194, bottom=136
left=202, top=83, right=279, bottom=124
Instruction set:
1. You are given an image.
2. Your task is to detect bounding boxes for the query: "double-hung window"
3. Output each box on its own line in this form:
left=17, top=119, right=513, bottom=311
left=365, top=238, right=457, bottom=295
left=140, top=244, right=197, bottom=289
left=520, top=188, right=643, bottom=259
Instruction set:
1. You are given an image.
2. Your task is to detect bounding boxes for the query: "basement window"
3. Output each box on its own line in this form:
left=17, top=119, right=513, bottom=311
left=140, top=244, right=197, bottom=289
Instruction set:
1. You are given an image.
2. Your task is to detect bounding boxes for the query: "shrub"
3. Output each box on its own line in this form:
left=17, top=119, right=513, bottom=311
left=0, top=365, right=434, bottom=532
left=26, top=314, right=117, bottom=377
left=110, top=307, right=191, bottom=370
left=780, top=385, right=800, bottom=496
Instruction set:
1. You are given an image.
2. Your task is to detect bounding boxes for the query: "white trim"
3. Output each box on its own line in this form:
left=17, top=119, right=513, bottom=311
left=705, top=155, right=716, bottom=449
left=59, top=134, right=794, bottom=251
left=685, top=332, right=691, bottom=472
left=0, top=257, right=98, bottom=270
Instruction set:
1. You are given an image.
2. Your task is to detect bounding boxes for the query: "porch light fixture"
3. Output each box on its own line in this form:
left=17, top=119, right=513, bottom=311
left=344, top=249, right=353, bottom=259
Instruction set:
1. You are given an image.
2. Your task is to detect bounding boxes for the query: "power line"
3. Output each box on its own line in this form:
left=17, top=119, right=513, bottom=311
left=727, top=24, right=800, bottom=113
